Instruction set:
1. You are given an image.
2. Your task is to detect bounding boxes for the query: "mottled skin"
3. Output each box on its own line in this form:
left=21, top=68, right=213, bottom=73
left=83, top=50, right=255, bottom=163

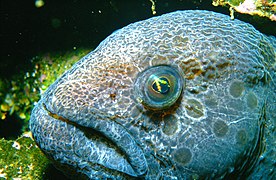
left=30, top=10, right=276, bottom=179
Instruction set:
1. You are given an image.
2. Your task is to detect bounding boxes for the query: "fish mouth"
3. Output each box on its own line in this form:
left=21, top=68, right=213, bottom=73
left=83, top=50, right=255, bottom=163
left=41, top=102, right=148, bottom=177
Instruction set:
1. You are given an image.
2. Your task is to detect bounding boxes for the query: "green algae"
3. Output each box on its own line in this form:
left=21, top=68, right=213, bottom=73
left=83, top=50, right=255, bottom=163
left=0, top=49, right=91, bottom=179
left=0, top=48, right=91, bottom=132
left=213, top=0, right=276, bottom=21
left=0, top=133, right=50, bottom=179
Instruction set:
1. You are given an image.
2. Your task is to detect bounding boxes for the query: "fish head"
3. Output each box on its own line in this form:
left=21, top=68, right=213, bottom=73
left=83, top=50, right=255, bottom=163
left=30, top=10, right=276, bottom=179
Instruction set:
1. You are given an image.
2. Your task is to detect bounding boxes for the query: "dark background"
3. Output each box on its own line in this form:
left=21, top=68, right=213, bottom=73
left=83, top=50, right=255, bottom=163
left=1, top=0, right=275, bottom=79
left=0, top=0, right=275, bottom=179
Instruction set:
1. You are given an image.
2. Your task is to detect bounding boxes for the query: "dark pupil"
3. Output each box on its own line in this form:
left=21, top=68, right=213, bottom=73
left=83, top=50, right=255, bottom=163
left=152, top=77, right=170, bottom=94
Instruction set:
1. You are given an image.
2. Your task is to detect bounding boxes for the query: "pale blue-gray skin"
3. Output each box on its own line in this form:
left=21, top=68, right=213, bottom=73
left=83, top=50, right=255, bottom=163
left=29, top=10, right=276, bottom=179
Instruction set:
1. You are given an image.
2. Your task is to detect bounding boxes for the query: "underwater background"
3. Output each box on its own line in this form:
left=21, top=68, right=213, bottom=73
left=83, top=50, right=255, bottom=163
left=0, top=0, right=275, bottom=179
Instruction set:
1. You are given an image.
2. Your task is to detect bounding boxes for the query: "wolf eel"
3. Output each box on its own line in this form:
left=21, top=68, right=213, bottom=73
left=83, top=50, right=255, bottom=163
left=29, top=10, right=276, bottom=179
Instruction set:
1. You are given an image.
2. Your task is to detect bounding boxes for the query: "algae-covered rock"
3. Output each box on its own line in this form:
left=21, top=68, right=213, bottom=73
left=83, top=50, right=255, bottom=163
left=0, top=132, right=50, bottom=179
left=213, top=0, right=276, bottom=21
left=0, top=48, right=90, bottom=132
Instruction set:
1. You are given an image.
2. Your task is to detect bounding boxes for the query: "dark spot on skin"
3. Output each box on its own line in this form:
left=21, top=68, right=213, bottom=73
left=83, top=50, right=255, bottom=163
left=162, top=114, right=178, bottom=135
left=185, top=99, right=204, bottom=118
left=204, top=94, right=218, bottom=108
left=173, top=147, right=192, bottom=165
left=213, top=120, right=229, bottom=137
left=246, top=92, right=258, bottom=109
left=236, top=129, right=248, bottom=145
left=229, top=80, right=245, bottom=98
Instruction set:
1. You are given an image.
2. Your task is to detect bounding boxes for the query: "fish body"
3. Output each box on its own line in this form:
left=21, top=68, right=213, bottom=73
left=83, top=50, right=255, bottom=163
left=30, top=10, right=276, bottom=179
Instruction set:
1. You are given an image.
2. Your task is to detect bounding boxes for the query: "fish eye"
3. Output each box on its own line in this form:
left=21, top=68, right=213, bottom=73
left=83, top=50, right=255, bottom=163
left=151, top=76, right=170, bottom=94
left=134, top=65, right=183, bottom=110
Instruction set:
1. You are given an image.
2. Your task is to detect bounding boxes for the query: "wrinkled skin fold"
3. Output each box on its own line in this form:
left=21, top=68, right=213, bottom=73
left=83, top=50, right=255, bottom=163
left=30, top=10, right=276, bottom=179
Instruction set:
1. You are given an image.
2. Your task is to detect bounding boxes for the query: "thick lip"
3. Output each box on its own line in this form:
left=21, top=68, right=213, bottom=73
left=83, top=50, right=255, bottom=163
left=43, top=102, right=148, bottom=177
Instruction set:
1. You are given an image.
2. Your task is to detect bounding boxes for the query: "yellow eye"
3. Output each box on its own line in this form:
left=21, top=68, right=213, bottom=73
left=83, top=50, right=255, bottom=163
left=152, top=76, right=170, bottom=94
left=134, top=65, right=183, bottom=110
